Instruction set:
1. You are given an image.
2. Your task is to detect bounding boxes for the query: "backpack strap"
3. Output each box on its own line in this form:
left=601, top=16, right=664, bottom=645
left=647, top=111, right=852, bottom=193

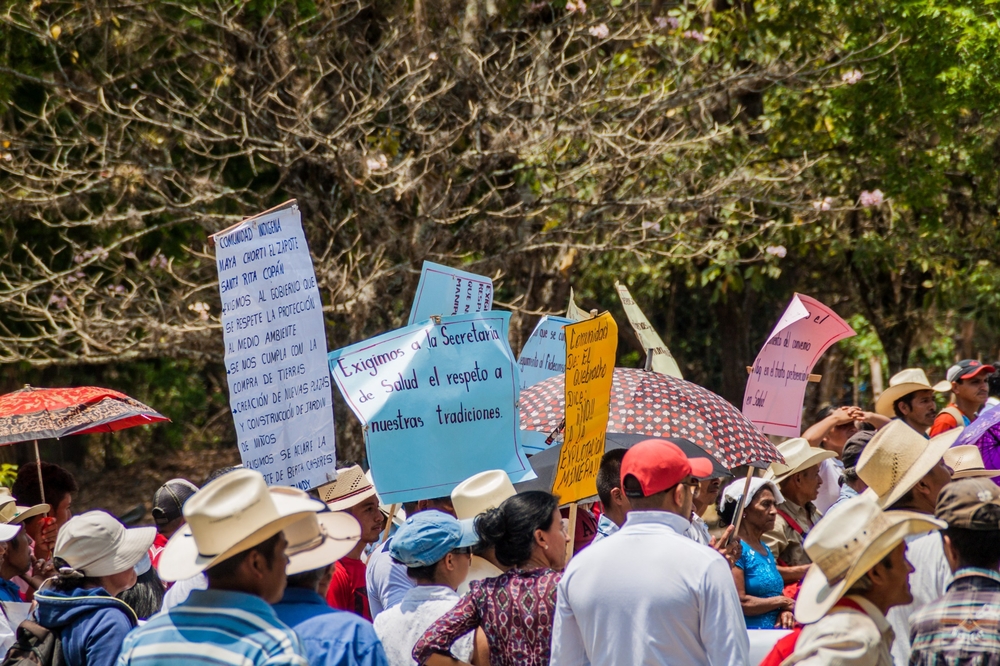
left=775, top=508, right=805, bottom=535
left=940, top=406, right=966, bottom=426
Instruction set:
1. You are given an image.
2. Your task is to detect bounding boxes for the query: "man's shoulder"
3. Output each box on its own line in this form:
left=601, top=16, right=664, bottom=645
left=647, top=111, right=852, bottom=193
left=798, top=607, right=882, bottom=645
left=297, top=605, right=379, bottom=640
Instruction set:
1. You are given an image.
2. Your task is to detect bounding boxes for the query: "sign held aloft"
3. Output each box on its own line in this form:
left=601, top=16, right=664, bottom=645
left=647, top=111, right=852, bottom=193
left=408, top=261, right=494, bottom=325
left=614, top=281, right=682, bottom=378
left=517, top=315, right=574, bottom=453
left=552, top=312, right=618, bottom=504
left=743, top=294, right=855, bottom=437
left=329, top=312, right=535, bottom=504
left=213, top=200, right=337, bottom=490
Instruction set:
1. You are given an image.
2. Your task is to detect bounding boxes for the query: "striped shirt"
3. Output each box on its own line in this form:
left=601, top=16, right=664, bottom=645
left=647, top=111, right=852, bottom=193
left=116, top=589, right=307, bottom=666
left=909, top=568, right=1000, bottom=666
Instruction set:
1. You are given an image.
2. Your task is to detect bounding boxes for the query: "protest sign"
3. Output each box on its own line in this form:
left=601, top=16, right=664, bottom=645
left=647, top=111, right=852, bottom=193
left=552, top=312, right=618, bottom=504
left=517, top=315, right=574, bottom=453
left=329, top=311, right=535, bottom=503
left=214, top=201, right=337, bottom=490
left=566, top=287, right=594, bottom=322
left=614, top=281, right=682, bottom=378
left=408, top=261, right=493, bottom=325
left=743, top=294, right=855, bottom=437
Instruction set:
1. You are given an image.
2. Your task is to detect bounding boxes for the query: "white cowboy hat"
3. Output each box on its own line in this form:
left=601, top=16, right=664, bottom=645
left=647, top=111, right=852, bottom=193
left=54, top=510, right=154, bottom=578
left=317, top=465, right=378, bottom=512
left=794, top=496, right=945, bottom=624
left=857, top=420, right=954, bottom=509
left=763, top=438, right=837, bottom=485
left=269, top=487, right=362, bottom=576
left=157, top=468, right=324, bottom=582
left=944, top=444, right=1000, bottom=479
left=875, top=368, right=951, bottom=418
left=451, top=470, right=516, bottom=521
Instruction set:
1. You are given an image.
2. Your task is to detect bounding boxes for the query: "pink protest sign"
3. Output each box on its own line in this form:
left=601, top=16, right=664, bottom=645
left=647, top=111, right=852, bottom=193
left=743, top=294, right=855, bottom=437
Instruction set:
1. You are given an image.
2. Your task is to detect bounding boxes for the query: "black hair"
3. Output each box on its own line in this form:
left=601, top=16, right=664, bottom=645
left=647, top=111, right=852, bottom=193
left=49, top=557, right=104, bottom=593
left=403, top=562, right=439, bottom=583
left=12, top=462, right=78, bottom=509
left=596, top=449, right=627, bottom=507
left=286, top=566, right=327, bottom=591
left=117, top=566, right=165, bottom=620
left=474, top=491, right=559, bottom=567
left=203, top=465, right=242, bottom=486
left=402, top=502, right=420, bottom=516
left=206, top=532, right=281, bottom=582
left=989, top=366, right=1000, bottom=398
left=893, top=393, right=919, bottom=419
left=945, top=526, right=1000, bottom=569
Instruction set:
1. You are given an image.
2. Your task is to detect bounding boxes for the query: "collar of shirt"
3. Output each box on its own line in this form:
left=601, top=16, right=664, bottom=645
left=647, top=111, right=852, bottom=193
left=596, top=513, right=618, bottom=537
left=621, top=510, right=690, bottom=534
left=949, top=567, right=1000, bottom=590
left=186, top=588, right=281, bottom=622
left=845, top=594, right=894, bottom=643
left=777, top=499, right=819, bottom=528
left=403, top=585, right=459, bottom=605
left=279, top=587, right=329, bottom=607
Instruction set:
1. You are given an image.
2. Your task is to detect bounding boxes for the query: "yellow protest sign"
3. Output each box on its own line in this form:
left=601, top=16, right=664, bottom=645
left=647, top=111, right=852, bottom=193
left=552, top=311, right=618, bottom=504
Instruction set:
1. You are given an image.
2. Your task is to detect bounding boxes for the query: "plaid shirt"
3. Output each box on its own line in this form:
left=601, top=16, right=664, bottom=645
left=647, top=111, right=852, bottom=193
left=909, top=567, right=1000, bottom=666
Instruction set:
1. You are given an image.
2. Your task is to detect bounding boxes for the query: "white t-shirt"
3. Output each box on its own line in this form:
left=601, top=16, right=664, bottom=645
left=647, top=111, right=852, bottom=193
left=373, top=584, right=473, bottom=666
left=815, top=457, right=845, bottom=514
left=160, top=573, right=208, bottom=612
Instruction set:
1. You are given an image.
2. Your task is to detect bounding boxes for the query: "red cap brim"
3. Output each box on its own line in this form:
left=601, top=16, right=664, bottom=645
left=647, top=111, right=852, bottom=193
left=688, top=457, right=715, bottom=479
left=962, top=365, right=996, bottom=379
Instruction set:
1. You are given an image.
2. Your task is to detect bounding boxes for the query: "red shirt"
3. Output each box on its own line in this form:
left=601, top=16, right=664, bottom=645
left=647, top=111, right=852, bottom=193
left=325, top=556, right=370, bottom=620
left=150, top=533, right=169, bottom=569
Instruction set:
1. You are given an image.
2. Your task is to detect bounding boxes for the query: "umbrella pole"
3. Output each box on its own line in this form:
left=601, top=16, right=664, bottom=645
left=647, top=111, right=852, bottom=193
left=33, top=440, right=45, bottom=505
left=724, top=467, right=755, bottom=548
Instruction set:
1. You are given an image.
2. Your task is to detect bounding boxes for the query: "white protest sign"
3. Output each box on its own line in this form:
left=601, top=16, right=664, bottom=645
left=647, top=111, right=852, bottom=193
left=214, top=201, right=337, bottom=490
left=329, top=311, right=535, bottom=503
left=408, top=261, right=493, bottom=325
left=566, top=287, right=593, bottom=322
left=614, top=281, right=682, bottom=378
left=743, top=294, right=855, bottom=437
left=517, top=315, right=573, bottom=453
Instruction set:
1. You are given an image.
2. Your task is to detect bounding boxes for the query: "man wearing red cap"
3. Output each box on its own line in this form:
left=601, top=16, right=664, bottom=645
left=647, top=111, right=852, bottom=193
left=550, top=439, right=749, bottom=666
left=930, top=359, right=995, bottom=437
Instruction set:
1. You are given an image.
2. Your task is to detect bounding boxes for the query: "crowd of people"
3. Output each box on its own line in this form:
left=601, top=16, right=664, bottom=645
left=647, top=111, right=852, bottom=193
left=0, top=358, right=995, bottom=665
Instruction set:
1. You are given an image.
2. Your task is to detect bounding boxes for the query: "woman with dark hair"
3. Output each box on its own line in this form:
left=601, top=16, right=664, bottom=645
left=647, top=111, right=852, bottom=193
left=718, top=478, right=795, bottom=629
left=413, top=491, right=568, bottom=666
left=117, top=558, right=166, bottom=620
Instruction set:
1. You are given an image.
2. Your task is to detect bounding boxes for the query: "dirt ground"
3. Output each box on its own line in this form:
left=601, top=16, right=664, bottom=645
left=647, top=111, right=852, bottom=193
left=71, top=447, right=243, bottom=525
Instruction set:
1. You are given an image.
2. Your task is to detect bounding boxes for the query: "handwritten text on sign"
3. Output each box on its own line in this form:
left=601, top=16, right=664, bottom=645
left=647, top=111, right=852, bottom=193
left=329, top=312, right=535, bottom=504
left=215, top=204, right=337, bottom=490
left=408, top=261, right=494, bottom=325
left=742, top=294, right=855, bottom=437
left=553, top=312, right=618, bottom=504
left=517, top=316, right=574, bottom=453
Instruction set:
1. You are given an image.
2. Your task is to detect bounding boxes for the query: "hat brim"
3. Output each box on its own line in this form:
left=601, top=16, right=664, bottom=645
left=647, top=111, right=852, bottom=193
left=867, top=430, right=956, bottom=509
left=92, top=525, right=156, bottom=577
left=325, top=486, right=378, bottom=512
left=286, top=512, right=362, bottom=576
left=0, top=523, right=20, bottom=543
left=795, top=510, right=945, bottom=624
left=951, top=468, right=1000, bottom=479
left=157, top=492, right=323, bottom=582
left=875, top=382, right=950, bottom=417
left=959, top=365, right=996, bottom=380
left=9, top=504, right=50, bottom=524
left=689, top=457, right=715, bottom=479
left=457, top=518, right=480, bottom=548
left=769, top=450, right=838, bottom=484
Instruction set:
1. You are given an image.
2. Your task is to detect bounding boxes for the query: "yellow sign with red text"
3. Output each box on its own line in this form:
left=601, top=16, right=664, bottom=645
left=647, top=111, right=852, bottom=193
left=552, top=312, right=618, bottom=504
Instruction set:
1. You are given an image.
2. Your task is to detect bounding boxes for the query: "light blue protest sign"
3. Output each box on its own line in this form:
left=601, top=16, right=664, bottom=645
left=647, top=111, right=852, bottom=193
left=517, top=315, right=573, bottom=453
left=408, top=261, right=493, bottom=325
left=329, top=312, right=535, bottom=503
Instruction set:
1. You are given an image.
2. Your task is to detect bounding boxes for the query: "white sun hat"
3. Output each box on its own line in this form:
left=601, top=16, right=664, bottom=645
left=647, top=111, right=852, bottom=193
left=156, top=468, right=324, bottom=582
left=269, top=487, right=362, bottom=576
left=451, top=470, right=516, bottom=521
left=857, top=419, right=954, bottom=509
left=54, top=510, right=155, bottom=578
left=794, top=495, right=945, bottom=624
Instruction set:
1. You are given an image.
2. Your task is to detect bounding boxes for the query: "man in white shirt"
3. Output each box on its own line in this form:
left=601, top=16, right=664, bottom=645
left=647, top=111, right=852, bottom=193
left=372, top=510, right=477, bottom=666
left=550, top=438, right=749, bottom=666
left=855, top=420, right=956, bottom=665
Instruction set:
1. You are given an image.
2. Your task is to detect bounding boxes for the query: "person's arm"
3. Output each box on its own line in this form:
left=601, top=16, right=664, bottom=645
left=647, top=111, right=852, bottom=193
left=84, top=609, right=133, bottom=666
left=470, top=629, right=490, bottom=666
left=700, top=556, right=750, bottom=666
left=413, top=592, right=481, bottom=665
left=777, top=564, right=810, bottom=583
left=731, top=567, right=794, bottom=618
left=549, top=576, right=590, bottom=666
left=802, top=406, right=856, bottom=448
left=858, top=411, right=891, bottom=429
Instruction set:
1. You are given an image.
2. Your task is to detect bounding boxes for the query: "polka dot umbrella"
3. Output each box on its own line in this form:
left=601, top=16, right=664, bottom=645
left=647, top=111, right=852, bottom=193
left=519, top=367, right=782, bottom=469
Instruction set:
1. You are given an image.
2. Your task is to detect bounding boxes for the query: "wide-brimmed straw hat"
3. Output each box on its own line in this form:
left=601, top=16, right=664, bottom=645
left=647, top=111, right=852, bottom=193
left=764, top=438, right=837, bottom=485
left=451, top=470, right=516, bottom=521
left=857, top=420, right=954, bottom=509
left=317, top=466, right=377, bottom=512
left=54, top=510, right=155, bottom=578
left=795, top=495, right=946, bottom=624
left=269, top=487, right=362, bottom=576
left=157, top=469, right=324, bottom=582
left=944, top=445, right=1000, bottom=479
left=0, top=488, right=48, bottom=525
left=875, top=368, right=951, bottom=418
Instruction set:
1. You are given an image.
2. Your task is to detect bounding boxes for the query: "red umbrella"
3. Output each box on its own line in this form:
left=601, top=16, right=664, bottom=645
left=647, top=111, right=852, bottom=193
left=519, top=367, right=781, bottom=469
left=0, top=385, right=169, bottom=502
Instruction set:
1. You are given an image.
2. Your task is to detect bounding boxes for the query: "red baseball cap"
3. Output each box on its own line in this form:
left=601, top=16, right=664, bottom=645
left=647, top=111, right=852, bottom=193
left=620, top=439, right=715, bottom=497
left=946, top=359, right=996, bottom=382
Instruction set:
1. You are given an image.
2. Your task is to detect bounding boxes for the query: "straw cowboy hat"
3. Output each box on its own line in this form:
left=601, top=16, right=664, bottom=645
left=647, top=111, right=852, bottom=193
left=764, top=438, right=836, bottom=485
left=857, top=420, right=953, bottom=509
left=317, top=465, right=377, bottom=512
left=875, top=368, right=951, bottom=418
left=451, top=470, right=517, bottom=521
left=944, top=445, right=1000, bottom=479
left=0, top=488, right=48, bottom=525
left=270, top=487, right=362, bottom=576
left=795, top=495, right=945, bottom=624
left=157, top=468, right=324, bottom=582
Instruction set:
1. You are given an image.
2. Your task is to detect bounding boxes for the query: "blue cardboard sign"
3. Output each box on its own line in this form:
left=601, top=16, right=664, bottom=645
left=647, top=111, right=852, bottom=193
left=408, top=261, right=493, bottom=325
left=329, top=312, right=535, bottom=503
left=517, top=315, right=573, bottom=453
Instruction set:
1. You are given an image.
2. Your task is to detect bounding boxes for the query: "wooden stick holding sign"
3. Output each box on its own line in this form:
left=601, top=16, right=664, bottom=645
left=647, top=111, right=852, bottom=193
left=552, top=312, right=618, bottom=563
left=722, top=467, right=755, bottom=548
left=565, top=503, right=578, bottom=564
